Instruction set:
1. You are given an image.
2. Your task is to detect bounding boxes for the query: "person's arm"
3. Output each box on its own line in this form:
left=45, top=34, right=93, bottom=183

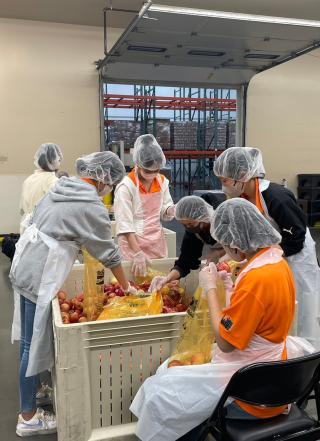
left=160, top=178, right=175, bottom=221
left=110, top=264, right=129, bottom=291
left=114, top=183, right=144, bottom=256
left=206, top=287, right=235, bottom=352
left=172, top=230, right=205, bottom=278
left=264, top=185, right=306, bottom=257
left=200, top=264, right=265, bottom=353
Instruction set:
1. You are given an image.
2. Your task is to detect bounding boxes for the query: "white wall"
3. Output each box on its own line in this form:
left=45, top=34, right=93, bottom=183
left=246, top=49, right=320, bottom=195
left=0, top=19, right=122, bottom=233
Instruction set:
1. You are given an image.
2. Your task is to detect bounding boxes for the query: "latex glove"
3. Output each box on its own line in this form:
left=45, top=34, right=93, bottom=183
left=131, top=251, right=150, bottom=277
left=199, top=262, right=218, bottom=295
left=149, top=276, right=168, bottom=293
left=218, top=270, right=234, bottom=292
left=124, top=282, right=138, bottom=296
left=166, top=205, right=176, bottom=219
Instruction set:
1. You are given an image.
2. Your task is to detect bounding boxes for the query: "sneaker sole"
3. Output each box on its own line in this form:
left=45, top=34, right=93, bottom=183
left=16, top=428, right=57, bottom=437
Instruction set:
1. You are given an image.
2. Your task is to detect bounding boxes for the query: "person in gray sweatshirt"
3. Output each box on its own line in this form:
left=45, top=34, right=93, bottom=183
left=10, top=151, right=136, bottom=438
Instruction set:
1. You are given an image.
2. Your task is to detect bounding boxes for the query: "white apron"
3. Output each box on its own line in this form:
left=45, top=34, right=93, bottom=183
left=118, top=172, right=167, bottom=260
left=130, top=247, right=314, bottom=441
left=10, top=224, right=78, bottom=377
left=258, top=179, right=320, bottom=348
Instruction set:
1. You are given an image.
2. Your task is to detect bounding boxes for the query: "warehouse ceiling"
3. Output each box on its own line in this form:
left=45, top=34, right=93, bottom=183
left=101, top=3, right=320, bottom=88
left=2, top=0, right=320, bottom=28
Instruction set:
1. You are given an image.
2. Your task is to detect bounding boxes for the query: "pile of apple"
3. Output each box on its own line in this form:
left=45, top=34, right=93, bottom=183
left=168, top=352, right=206, bottom=368
left=57, top=291, right=88, bottom=324
left=160, top=283, right=188, bottom=313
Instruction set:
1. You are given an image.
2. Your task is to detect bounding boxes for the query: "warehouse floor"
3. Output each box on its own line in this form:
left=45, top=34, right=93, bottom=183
left=0, top=226, right=319, bottom=441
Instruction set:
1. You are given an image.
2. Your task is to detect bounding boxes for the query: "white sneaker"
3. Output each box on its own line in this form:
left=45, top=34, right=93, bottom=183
left=36, top=383, right=53, bottom=406
left=16, top=408, right=57, bottom=437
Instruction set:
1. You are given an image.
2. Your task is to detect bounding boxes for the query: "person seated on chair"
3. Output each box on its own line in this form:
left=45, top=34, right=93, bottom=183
left=129, top=198, right=314, bottom=441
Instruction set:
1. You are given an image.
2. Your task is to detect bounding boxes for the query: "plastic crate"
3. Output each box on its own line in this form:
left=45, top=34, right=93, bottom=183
left=110, top=221, right=177, bottom=258
left=297, top=187, right=320, bottom=201
left=298, top=174, right=320, bottom=188
left=52, top=259, right=199, bottom=441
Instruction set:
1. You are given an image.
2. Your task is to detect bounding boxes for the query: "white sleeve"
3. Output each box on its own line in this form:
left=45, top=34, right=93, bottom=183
left=114, top=184, right=136, bottom=235
left=160, top=178, right=174, bottom=221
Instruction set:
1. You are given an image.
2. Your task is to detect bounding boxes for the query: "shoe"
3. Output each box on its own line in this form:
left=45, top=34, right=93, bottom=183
left=36, top=383, right=53, bottom=407
left=16, top=408, right=57, bottom=437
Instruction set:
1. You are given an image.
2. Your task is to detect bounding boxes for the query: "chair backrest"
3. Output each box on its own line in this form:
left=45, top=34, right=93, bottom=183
left=219, top=352, right=320, bottom=408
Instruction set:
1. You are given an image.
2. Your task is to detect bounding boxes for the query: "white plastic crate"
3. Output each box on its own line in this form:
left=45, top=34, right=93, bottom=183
left=52, top=258, right=199, bottom=441
left=111, top=221, right=177, bottom=258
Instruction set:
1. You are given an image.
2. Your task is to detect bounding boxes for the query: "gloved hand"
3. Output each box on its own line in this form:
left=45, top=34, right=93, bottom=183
left=131, top=251, right=150, bottom=277
left=149, top=276, right=168, bottom=293
left=218, top=270, right=233, bottom=293
left=199, top=263, right=218, bottom=296
left=124, top=282, right=138, bottom=295
left=166, top=205, right=176, bottom=219
left=218, top=270, right=234, bottom=306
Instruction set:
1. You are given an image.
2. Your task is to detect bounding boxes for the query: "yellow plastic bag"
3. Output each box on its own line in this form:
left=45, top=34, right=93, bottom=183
left=134, top=267, right=166, bottom=285
left=169, top=279, right=225, bottom=367
left=97, top=291, right=163, bottom=320
left=82, top=248, right=105, bottom=321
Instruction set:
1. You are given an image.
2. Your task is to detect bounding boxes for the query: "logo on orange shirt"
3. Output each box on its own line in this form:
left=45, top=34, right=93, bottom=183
left=221, top=315, right=233, bottom=331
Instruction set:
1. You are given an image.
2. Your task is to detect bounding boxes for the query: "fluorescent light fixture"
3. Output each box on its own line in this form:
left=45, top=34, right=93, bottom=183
left=188, top=50, right=225, bottom=57
left=127, top=45, right=167, bottom=52
left=149, top=4, right=320, bottom=28
left=244, top=53, right=279, bottom=59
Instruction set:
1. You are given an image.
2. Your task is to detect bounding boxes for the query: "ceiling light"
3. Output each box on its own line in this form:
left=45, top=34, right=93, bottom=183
left=127, top=45, right=167, bottom=52
left=244, top=53, right=279, bottom=59
left=188, top=50, right=225, bottom=57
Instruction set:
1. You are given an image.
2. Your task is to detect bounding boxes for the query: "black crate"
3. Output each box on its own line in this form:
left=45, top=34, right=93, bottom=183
left=297, top=199, right=320, bottom=215
left=298, top=174, right=320, bottom=188
left=298, top=187, right=320, bottom=201
left=307, top=212, right=320, bottom=227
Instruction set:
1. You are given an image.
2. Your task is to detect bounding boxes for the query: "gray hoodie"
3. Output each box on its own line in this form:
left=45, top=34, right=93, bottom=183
left=11, top=177, right=121, bottom=302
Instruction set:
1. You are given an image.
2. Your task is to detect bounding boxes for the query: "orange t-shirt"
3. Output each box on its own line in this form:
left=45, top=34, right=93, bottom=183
left=219, top=249, right=295, bottom=418
left=242, top=178, right=264, bottom=214
left=128, top=171, right=165, bottom=194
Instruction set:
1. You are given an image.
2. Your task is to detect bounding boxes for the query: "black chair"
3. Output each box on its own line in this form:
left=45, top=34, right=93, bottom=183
left=188, top=352, right=320, bottom=441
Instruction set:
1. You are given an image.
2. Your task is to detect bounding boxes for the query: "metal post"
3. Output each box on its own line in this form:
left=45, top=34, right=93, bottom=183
left=99, top=73, right=106, bottom=151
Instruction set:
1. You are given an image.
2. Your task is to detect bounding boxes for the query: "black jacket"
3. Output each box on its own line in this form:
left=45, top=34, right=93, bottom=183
left=261, top=183, right=306, bottom=257
left=173, top=192, right=225, bottom=278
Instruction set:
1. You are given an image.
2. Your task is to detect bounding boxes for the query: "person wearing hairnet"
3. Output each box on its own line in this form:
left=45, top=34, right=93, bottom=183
left=20, top=143, right=63, bottom=234
left=114, top=134, right=175, bottom=277
left=10, top=151, right=137, bottom=437
left=214, top=147, right=320, bottom=347
left=149, top=194, right=225, bottom=293
left=130, top=199, right=314, bottom=441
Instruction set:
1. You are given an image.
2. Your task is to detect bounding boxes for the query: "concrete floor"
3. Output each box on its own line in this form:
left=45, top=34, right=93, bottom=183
left=1, top=227, right=319, bottom=440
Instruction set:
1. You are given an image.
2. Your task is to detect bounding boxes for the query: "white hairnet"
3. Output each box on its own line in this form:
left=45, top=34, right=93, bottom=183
left=133, top=134, right=166, bottom=170
left=75, top=151, right=125, bottom=185
left=213, top=147, right=265, bottom=182
left=211, top=198, right=281, bottom=253
left=34, top=143, right=63, bottom=171
left=175, top=196, right=214, bottom=223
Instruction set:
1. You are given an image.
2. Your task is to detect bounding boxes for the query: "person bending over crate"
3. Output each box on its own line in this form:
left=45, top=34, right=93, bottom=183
left=10, top=151, right=137, bottom=437
left=130, top=198, right=314, bottom=441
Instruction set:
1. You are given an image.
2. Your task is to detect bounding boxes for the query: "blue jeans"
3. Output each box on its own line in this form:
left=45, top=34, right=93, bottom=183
left=19, top=295, right=39, bottom=413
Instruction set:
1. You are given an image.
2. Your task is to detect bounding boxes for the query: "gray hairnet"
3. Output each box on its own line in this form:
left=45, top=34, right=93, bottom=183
left=175, top=196, right=214, bottom=223
left=34, top=143, right=63, bottom=171
left=213, top=147, right=265, bottom=182
left=133, top=134, right=166, bottom=170
left=75, top=151, right=126, bottom=185
left=211, top=198, right=281, bottom=253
